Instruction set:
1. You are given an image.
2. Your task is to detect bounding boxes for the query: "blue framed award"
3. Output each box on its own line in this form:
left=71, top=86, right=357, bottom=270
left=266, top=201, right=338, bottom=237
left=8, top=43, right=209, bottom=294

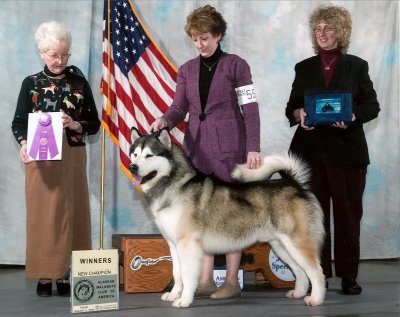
left=304, top=91, right=352, bottom=126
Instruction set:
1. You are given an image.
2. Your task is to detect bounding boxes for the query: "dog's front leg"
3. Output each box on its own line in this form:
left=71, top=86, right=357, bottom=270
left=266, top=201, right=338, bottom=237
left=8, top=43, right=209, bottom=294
left=161, top=241, right=182, bottom=302
left=171, top=238, right=203, bottom=308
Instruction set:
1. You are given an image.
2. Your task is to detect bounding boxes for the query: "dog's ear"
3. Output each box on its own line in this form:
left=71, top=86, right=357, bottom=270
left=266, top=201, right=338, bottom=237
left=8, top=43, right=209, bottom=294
left=158, top=127, right=172, bottom=149
left=130, top=127, right=141, bottom=144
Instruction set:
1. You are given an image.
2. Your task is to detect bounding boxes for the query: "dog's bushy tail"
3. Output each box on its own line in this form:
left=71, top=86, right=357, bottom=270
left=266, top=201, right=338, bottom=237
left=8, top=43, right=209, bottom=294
left=231, top=153, right=310, bottom=189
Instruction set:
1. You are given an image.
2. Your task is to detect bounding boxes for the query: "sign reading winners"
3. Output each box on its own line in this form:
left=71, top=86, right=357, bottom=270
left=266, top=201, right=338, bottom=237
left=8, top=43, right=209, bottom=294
left=71, top=249, right=119, bottom=313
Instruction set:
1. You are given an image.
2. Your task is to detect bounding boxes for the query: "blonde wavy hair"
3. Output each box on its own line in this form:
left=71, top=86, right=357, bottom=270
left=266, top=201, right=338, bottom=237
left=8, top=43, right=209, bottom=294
left=184, top=4, right=227, bottom=40
left=309, top=4, right=352, bottom=54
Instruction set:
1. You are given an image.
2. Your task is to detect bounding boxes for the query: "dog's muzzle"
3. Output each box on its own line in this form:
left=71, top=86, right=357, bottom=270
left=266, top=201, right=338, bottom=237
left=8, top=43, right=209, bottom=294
left=129, top=164, right=157, bottom=185
left=129, top=164, right=138, bottom=175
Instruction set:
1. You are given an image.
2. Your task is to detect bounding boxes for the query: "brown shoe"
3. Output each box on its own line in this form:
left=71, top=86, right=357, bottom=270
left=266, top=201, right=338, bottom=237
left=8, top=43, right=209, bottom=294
left=210, top=283, right=241, bottom=300
left=195, top=282, right=217, bottom=297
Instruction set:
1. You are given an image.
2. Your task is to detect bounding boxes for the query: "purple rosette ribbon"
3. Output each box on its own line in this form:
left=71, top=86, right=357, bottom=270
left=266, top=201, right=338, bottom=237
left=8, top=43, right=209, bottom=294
left=29, top=113, right=59, bottom=160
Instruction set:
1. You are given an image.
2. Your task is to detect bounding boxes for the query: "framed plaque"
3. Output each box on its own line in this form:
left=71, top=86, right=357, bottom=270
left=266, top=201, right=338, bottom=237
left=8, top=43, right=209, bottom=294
left=27, top=112, right=63, bottom=161
left=304, top=91, right=352, bottom=126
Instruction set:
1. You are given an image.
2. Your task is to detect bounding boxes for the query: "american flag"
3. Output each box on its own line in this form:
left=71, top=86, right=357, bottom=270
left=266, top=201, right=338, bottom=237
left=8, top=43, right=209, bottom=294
left=101, top=0, right=184, bottom=178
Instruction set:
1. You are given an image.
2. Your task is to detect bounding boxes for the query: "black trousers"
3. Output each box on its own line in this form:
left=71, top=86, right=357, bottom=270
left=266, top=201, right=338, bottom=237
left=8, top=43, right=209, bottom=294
left=311, top=156, right=367, bottom=279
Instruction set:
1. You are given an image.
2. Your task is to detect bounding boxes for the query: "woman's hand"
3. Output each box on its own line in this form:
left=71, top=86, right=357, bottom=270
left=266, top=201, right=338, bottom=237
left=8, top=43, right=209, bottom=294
left=61, top=110, right=82, bottom=132
left=150, top=117, right=167, bottom=132
left=247, top=151, right=262, bottom=169
left=19, top=141, right=30, bottom=164
left=332, top=113, right=356, bottom=129
left=295, top=108, right=315, bottom=130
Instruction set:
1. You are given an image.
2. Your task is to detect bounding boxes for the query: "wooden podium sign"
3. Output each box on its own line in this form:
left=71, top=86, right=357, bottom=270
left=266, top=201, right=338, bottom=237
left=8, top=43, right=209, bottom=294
left=112, top=235, right=295, bottom=293
left=112, top=234, right=172, bottom=293
left=71, top=249, right=119, bottom=313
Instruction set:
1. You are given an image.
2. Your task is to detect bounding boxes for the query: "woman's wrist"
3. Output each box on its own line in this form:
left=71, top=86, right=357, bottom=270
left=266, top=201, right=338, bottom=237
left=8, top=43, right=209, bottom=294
left=293, top=109, right=302, bottom=123
left=159, top=117, right=168, bottom=128
left=74, top=121, right=82, bottom=132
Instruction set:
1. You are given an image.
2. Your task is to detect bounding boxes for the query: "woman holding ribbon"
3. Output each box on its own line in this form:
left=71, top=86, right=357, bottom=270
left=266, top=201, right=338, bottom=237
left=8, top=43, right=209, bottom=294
left=150, top=5, right=261, bottom=299
left=11, top=21, right=100, bottom=297
left=285, top=5, right=380, bottom=295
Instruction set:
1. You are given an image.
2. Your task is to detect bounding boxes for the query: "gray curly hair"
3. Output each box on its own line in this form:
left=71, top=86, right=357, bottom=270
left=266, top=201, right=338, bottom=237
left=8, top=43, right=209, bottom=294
left=309, top=4, right=352, bottom=54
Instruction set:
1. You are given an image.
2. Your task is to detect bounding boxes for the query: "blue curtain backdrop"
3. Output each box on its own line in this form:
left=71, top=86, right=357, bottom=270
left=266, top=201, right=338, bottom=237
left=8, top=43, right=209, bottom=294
left=1, top=1, right=398, bottom=264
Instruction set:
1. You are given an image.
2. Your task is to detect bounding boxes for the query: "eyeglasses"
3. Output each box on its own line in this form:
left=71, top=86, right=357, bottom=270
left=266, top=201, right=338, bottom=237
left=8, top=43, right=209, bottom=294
left=314, top=26, right=335, bottom=34
left=44, top=51, right=71, bottom=61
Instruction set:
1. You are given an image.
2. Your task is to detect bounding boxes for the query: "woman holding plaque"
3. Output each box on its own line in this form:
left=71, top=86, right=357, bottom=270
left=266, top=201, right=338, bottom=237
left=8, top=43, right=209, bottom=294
left=285, top=5, right=380, bottom=295
left=11, top=21, right=100, bottom=297
left=150, top=5, right=261, bottom=299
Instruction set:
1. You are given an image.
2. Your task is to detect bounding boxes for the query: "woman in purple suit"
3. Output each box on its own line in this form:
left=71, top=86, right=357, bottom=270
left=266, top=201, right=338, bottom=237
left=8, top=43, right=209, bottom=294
left=151, top=4, right=261, bottom=299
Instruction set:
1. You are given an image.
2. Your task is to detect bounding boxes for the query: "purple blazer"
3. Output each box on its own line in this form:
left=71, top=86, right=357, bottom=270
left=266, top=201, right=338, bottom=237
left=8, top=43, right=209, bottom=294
left=164, top=53, right=260, bottom=181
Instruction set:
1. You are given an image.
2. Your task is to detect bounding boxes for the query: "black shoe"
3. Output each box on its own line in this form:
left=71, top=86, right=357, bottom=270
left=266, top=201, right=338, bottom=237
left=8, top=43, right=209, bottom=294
left=56, top=279, right=71, bottom=297
left=341, top=278, right=362, bottom=295
left=36, top=281, right=52, bottom=297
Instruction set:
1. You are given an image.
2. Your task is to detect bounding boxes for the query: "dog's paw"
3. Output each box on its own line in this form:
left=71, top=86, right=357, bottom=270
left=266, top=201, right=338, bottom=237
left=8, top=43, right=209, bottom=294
left=304, top=295, right=323, bottom=306
left=161, top=291, right=180, bottom=302
left=286, top=289, right=305, bottom=299
left=172, top=297, right=192, bottom=308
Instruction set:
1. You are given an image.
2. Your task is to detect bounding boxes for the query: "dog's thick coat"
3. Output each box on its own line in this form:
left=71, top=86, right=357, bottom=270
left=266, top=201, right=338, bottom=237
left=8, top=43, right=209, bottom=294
left=129, top=128, right=326, bottom=308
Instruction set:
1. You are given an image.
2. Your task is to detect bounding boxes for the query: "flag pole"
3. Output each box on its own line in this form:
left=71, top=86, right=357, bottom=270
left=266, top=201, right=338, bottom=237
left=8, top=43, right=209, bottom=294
left=99, top=0, right=112, bottom=250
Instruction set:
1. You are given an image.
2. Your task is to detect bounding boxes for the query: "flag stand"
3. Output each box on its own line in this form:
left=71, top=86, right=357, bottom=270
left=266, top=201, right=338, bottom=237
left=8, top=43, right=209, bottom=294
left=99, top=127, right=106, bottom=250
left=69, top=2, right=119, bottom=312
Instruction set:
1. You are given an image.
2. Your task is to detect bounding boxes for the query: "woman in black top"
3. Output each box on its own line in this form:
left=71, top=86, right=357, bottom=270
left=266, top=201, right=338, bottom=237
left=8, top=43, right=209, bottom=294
left=286, top=5, right=380, bottom=295
left=11, top=21, right=100, bottom=297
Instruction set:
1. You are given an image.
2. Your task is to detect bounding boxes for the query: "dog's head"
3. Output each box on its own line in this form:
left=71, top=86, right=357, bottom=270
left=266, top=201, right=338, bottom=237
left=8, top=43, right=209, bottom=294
left=129, top=127, right=173, bottom=186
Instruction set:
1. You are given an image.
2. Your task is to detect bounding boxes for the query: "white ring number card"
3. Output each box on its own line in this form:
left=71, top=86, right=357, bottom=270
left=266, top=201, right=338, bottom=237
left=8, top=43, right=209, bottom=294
left=235, top=84, right=257, bottom=106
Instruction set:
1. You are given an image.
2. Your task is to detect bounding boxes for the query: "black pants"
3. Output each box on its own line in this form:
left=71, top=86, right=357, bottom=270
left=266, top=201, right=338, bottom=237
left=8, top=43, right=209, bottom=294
left=311, top=157, right=367, bottom=279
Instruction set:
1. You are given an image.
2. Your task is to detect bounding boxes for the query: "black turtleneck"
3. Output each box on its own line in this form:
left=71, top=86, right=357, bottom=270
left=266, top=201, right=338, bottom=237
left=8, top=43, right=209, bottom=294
left=43, top=65, right=67, bottom=78
left=199, top=44, right=223, bottom=110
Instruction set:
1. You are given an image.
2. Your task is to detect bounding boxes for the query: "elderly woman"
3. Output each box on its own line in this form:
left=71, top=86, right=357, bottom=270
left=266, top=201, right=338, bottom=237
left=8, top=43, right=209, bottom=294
left=285, top=5, right=380, bottom=295
left=11, top=21, right=100, bottom=297
left=151, top=5, right=261, bottom=299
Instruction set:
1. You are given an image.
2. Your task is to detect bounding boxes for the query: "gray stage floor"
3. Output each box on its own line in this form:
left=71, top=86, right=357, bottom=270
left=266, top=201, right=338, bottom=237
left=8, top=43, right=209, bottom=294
left=0, top=259, right=399, bottom=317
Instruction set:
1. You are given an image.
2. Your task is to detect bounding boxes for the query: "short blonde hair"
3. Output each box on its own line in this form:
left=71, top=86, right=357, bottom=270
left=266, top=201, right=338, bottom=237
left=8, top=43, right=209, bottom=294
left=184, top=4, right=227, bottom=40
left=309, top=5, right=352, bottom=54
left=34, top=21, right=71, bottom=52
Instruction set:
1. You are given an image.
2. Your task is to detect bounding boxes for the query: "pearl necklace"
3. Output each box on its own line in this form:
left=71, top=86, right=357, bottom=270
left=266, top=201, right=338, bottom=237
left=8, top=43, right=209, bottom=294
left=321, top=56, right=336, bottom=70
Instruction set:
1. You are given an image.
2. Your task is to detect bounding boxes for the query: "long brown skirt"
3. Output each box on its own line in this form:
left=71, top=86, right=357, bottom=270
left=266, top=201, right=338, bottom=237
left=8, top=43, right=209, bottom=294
left=24, top=135, right=92, bottom=279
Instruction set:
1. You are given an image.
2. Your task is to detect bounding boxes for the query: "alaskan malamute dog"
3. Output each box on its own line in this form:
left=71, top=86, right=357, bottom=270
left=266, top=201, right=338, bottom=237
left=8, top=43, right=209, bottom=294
left=129, top=128, right=325, bottom=308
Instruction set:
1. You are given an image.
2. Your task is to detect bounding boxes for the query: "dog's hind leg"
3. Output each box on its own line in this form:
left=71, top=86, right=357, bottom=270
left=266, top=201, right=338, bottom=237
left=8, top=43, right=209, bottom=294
left=268, top=239, right=309, bottom=298
left=171, top=237, right=203, bottom=308
left=277, top=235, right=326, bottom=306
left=161, top=241, right=182, bottom=302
